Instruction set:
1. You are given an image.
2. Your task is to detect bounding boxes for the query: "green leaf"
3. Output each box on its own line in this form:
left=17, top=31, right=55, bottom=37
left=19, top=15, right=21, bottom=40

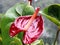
left=1, top=2, right=34, bottom=45
left=22, top=4, right=34, bottom=15
left=1, top=22, right=13, bottom=45
left=1, top=20, right=22, bottom=45
left=10, top=37, right=22, bottom=45
left=1, top=3, right=24, bottom=45
left=0, top=14, right=3, bottom=45
left=31, top=40, right=40, bottom=45
left=16, top=3, right=26, bottom=15
left=16, top=5, right=23, bottom=16
left=0, top=14, right=4, bottom=44
left=0, top=14, right=4, bottom=29
left=40, top=12, right=60, bottom=26
left=0, top=40, right=2, bottom=45
left=41, top=4, right=60, bottom=26
left=31, top=39, right=44, bottom=45
left=16, top=3, right=34, bottom=16
left=0, top=36, right=2, bottom=45
left=39, top=39, right=44, bottom=45
left=5, top=3, right=22, bottom=19
left=17, top=32, right=24, bottom=41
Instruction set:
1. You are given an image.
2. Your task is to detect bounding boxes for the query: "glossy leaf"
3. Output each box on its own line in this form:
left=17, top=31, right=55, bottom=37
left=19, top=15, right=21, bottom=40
left=5, top=3, right=22, bottom=19
left=10, top=15, right=43, bottom=44
left=41, top=4, right=60, bottom=26
left=15, top=3, right=26, bottom=15
left=16, top=4, right=34, bottom=16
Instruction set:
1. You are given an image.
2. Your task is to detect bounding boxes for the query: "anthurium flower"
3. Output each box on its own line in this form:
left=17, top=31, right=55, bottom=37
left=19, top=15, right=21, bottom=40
left=10, top=7, right=43, bottom=44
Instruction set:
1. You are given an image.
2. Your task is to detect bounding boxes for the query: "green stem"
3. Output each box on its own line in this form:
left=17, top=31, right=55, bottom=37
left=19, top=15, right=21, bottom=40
left=25, top=44, right=31, bottom=45
left=28, top=0, right=32, bottom=5
left=53, top=29, right=60, bottom=45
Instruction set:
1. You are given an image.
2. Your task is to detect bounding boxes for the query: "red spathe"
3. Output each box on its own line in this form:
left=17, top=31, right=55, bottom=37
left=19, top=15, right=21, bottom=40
left=10, top=15, right=43, bottom=44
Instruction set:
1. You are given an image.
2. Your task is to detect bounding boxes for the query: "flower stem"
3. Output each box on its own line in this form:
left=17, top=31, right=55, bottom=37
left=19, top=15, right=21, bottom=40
left=29, top=44, right=31, bottom=45
left=28, top=0, right=32, bottom=5
left=53, top=28, right=60, bottom=45
left=22, top=41, right=25, bottom=45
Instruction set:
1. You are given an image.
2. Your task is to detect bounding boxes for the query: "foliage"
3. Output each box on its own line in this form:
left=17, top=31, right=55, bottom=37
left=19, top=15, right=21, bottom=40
left=41, top=4, right=60, bottom=26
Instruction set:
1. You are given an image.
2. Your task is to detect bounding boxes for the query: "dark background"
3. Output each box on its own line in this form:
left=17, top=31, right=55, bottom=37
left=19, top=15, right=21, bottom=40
left=0, top=0, right=60, bottom=45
